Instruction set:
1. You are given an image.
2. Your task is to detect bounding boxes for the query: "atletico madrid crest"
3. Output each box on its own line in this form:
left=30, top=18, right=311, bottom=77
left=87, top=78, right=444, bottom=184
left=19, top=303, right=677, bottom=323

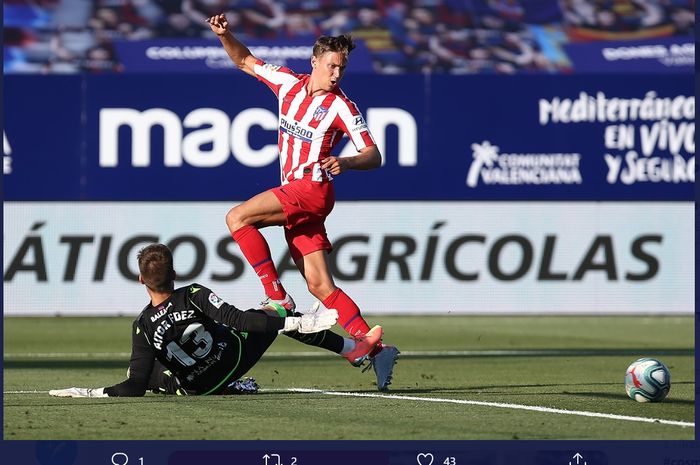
left=312, top=105, right=329, bottom=122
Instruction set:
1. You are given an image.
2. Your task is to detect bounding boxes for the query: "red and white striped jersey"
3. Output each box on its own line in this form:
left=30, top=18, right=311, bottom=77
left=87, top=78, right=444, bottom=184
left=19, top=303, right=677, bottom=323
left=253, top=59, right=376, bottom=185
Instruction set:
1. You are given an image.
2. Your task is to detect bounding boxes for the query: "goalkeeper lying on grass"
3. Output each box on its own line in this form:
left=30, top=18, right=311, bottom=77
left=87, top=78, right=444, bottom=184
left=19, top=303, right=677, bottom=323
left=50, top=243, right=382, bottom=397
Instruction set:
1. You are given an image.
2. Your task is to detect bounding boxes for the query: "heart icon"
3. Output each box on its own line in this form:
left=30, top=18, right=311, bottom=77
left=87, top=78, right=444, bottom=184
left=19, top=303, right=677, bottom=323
left=417, top=453, right=434, bottom=465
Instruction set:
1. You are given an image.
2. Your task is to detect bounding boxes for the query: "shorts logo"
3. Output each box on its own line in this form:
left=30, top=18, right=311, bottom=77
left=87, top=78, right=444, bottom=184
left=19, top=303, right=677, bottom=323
left=353, top=115, right=365, bottom=126
left=208, top=292, right=224, bottom=308
left=312, top=105, right=329, bottom=122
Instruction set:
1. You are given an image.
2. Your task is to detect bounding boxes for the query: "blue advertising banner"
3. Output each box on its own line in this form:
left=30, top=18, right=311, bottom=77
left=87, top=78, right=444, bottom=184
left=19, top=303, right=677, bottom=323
left=3, top=74, right=694, bottom=201
left=428, top=74, right=694, bottom=201
left=112, top=38, right=375, bottom=74
left=564, top=37, right=694, bottom=73
left=3, top=75, right=84, bottom=200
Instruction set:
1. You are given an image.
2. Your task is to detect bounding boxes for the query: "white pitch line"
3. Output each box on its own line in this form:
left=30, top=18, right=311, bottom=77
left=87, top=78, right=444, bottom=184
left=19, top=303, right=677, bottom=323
left=5, top=387, right=694, bottom=429
left=5, top=390, right=46, bottom=394
left=289, top=388, right=695, bottom=428
left=4, top=352, right=132, bottom=358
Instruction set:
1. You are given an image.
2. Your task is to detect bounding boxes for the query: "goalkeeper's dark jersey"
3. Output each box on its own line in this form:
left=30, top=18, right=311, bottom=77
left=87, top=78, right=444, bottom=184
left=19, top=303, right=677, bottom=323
left=104, top=283, right=285, bottom=396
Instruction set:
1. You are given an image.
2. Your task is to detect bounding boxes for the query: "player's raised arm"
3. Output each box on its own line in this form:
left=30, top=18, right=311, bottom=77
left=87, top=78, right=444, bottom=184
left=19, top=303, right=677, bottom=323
left=206, top=13, right=257, bottom=77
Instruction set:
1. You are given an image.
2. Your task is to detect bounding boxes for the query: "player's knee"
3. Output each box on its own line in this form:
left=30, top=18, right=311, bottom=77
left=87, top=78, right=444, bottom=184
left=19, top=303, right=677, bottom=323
left=225, top=206, right=246, bottom=232
left=306, top=280, right=334, bottom=300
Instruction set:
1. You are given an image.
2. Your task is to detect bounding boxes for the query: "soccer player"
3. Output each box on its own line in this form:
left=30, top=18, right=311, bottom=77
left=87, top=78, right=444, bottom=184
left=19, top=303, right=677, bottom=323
left=49, top=243, right=381, bottom=397
left=206, top=12, right=400, bottom=391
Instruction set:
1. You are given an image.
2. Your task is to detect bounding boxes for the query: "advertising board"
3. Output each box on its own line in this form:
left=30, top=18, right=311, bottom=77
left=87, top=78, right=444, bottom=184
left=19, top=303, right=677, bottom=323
left=4, top=202, right=693, bottom=316
left=4, top=74, right=693, bottom=201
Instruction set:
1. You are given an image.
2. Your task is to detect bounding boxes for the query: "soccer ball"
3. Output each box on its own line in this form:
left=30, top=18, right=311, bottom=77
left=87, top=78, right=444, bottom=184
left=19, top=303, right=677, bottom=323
left=624, top=358, right=671, bottom=402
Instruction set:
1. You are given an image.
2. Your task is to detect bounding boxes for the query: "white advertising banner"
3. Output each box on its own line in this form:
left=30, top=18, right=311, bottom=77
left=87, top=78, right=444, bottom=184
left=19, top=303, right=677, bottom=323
left=3, top=202, right=693, bottom=315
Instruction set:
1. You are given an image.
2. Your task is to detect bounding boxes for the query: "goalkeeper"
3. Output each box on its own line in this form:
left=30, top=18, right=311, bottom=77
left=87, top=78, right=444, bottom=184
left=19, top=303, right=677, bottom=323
left=50, top=243, right=381, bottom=397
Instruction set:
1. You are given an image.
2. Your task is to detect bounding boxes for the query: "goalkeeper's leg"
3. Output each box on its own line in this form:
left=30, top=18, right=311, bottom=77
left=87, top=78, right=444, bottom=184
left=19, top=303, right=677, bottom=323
left=283, top=328, right=344, bottom=352
left=284, top=326, right=382, bottom=366
left=148, top=360, right=187, bottom=395
left=243, top=308, right=381, bottom=371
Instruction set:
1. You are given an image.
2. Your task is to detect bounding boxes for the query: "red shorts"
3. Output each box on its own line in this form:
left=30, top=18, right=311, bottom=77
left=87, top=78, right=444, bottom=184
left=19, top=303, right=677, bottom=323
left=270, top=178, right=335, bottom=262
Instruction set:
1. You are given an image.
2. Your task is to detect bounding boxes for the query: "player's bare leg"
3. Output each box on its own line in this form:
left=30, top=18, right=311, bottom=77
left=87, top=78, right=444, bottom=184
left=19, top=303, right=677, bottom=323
left=296, top=250, right=399, bottom=390
left=296, top=250, right=370, bottom=334
left=226, top=190, right=287, bottom=230
left=226, top=190, right=295, bottom=310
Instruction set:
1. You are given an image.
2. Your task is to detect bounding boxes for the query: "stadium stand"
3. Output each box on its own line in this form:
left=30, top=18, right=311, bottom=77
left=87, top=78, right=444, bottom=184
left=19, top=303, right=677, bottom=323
left=3, top=0, right=695, bottom=74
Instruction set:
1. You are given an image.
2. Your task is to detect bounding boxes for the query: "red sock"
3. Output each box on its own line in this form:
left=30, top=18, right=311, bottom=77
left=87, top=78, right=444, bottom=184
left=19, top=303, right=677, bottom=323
left=322, top=288, right=371, bottom=337
left=232, top=225, right=286, bottom=300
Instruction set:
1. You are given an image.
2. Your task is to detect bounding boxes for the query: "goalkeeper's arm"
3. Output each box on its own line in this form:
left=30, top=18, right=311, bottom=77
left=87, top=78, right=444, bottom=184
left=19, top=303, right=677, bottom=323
left=189, top=284, right=337, bottom=333
left=50, top=321, right=155, bottom=398
left=103, top=321, right=156, bottom=396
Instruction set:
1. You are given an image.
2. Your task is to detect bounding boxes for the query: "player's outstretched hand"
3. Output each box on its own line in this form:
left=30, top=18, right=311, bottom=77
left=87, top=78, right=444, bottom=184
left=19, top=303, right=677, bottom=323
left=298, top=307, right=338, bottom=333
left=303, top=300, right=322, bottom=315
left=206, top=13, right=229, bottom=36
left=49, top=387, right=107, bottom=398
left=281, top=306, right=338, bottom=334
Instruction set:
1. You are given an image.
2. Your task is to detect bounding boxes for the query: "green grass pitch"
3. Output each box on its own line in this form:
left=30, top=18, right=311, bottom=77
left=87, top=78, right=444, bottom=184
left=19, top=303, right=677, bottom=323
left=3, top=315, right=694, bottom=440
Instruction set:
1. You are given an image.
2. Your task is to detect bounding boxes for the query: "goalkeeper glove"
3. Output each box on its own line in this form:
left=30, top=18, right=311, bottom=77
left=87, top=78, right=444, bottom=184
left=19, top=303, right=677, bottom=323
left=281, top=305, right=337, bottom=334
left=49, top=387, right=108, bottom=398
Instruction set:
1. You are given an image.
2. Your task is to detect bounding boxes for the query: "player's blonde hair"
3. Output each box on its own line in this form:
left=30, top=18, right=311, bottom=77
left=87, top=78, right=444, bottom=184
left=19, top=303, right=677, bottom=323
left=137, top=244, right=175, bottom=292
